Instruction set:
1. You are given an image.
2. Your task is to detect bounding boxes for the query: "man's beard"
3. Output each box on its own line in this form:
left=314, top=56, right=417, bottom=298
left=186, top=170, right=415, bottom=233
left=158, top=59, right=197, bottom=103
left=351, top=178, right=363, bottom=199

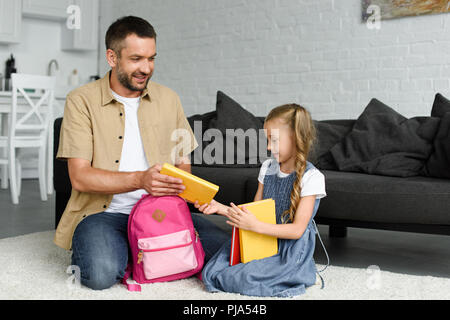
left=116, top=64, right=151, bottom=92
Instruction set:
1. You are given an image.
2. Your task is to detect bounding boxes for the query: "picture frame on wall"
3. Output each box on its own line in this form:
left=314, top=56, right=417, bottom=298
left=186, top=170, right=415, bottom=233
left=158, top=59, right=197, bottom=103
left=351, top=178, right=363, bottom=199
left=362, top=0, right=450, bottom=21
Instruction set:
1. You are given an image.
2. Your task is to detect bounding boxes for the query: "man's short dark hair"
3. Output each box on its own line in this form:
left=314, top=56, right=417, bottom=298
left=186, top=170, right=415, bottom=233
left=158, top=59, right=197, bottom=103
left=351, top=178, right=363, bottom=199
left=105, top=16, right=157, bottom=56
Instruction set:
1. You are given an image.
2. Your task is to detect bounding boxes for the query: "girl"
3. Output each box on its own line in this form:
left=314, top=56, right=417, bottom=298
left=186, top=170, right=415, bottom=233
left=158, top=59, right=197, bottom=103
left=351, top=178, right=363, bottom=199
left=194, top=103, right=328, bottom=297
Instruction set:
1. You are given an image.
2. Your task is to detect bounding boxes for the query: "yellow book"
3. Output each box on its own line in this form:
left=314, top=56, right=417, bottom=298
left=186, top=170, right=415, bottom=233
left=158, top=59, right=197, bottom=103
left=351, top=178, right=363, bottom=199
left=238, top=198, right=278, bottom=263
left=160, top=163, right=219, bottom=205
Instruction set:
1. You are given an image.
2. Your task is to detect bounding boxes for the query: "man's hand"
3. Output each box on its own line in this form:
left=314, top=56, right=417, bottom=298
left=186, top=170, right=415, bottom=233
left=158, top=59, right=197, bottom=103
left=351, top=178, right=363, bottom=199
left=139, top=163, right=186, bottom=196
left=68, top=159, right=185, bottom=196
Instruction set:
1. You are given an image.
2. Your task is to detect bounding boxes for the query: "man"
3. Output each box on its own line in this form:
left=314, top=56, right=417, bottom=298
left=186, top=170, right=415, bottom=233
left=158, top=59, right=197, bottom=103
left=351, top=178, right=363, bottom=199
left=55, top=16, right=229, bottom=290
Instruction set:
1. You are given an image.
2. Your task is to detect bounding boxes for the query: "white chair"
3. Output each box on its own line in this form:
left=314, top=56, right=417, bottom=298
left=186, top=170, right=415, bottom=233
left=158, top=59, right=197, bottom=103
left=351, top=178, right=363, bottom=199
left=0, top=73, right=55, bottom=204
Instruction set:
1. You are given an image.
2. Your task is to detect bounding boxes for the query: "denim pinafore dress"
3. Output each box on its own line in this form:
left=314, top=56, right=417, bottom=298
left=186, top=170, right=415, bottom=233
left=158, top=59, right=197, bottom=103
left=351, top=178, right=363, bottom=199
left=201, top=161, right=321, bottom=297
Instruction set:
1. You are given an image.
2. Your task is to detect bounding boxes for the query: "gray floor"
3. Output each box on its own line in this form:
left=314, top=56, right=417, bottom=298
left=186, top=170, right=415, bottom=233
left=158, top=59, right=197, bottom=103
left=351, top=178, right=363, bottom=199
left=1, top=179, right=449, bottom=279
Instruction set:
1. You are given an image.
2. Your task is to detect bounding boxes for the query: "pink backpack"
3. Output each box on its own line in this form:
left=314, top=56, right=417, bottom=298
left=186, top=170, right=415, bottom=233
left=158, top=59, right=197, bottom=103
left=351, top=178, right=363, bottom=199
left=122, top=194, right=205, bottom=291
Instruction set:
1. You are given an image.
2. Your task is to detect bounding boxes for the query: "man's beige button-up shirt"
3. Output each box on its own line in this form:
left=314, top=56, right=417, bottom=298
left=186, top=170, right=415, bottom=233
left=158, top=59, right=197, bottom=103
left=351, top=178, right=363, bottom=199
left=54, top=71, right=198, bottom=250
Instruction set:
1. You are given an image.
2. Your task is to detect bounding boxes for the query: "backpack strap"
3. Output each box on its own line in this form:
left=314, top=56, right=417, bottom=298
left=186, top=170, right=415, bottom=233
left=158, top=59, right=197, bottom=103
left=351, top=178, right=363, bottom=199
left=122, top=264, right=141, bottom=292
left=312, top=219, right=329, bottom=290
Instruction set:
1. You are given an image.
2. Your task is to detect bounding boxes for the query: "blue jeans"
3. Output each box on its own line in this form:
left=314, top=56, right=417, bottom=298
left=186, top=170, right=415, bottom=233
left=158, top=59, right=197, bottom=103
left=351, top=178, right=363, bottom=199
left=71, top=211, right=229, bottom=290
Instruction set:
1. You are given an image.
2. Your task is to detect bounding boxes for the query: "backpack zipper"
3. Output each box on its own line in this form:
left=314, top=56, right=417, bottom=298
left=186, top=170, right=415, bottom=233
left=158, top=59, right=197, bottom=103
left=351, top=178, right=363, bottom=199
left=137, top=250, right=144, bottom=264
left=195, top=229, right=199, bottom=243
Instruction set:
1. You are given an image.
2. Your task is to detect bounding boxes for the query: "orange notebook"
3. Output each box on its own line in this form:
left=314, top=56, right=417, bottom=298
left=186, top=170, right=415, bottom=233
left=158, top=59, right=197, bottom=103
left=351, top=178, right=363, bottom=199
left=229, top=226, right=240, bottom=266
left=238, top=199, right=278, bottom=263
left=159, top=163, right=219, bottom=205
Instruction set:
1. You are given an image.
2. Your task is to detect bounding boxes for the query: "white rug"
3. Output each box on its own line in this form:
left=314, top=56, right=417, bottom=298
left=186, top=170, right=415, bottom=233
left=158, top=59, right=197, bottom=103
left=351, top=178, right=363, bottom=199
left=0, top=231, right=448, bottom=300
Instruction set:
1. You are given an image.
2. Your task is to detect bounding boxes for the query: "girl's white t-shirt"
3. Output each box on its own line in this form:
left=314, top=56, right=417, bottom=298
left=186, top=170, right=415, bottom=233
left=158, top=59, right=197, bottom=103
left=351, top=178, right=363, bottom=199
left=104, top=90, right=149, bottom=215
left=257, top=159, right=326, bottom=199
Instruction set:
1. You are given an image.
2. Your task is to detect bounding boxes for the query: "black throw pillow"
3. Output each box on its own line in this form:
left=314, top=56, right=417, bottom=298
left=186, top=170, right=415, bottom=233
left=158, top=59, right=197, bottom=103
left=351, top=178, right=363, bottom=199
left=431, top=93, right=450, bottom=118
left=189, top=91, right=269, bottom=168
left=309, top=120, right=354, bottom=170
left=211, top=91, right=263, bottom=133
left=422, top=112, right=450, bottom=179
left=188, top=111, right=217, bottom=165
left=330, top=98, right=441, bottom=177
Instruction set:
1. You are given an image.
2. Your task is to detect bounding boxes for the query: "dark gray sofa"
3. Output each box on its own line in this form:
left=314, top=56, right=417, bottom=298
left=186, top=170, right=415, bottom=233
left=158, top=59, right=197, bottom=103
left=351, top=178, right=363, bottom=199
left=54, top=116, right=450, bottom=237
left=53, top=91, right=450, bottom=237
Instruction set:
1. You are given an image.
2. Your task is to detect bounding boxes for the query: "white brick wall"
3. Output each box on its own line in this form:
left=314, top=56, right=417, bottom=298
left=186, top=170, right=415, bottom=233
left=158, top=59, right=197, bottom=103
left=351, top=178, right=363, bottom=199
left=99, top=0, right=450, bottom=120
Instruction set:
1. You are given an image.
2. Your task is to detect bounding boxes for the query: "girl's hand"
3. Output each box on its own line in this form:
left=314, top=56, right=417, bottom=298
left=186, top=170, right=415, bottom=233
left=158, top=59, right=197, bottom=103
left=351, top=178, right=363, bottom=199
left=194, top=199, right=223, bottom=215
left=226, top=203, right=261, bottom=233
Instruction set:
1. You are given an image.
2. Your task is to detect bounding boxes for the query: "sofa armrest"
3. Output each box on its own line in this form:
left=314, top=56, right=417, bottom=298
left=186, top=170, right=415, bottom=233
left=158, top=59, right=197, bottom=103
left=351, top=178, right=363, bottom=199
left=53, top=117, right=72, bottom=228
left=53, top=117, right=72, bottom=193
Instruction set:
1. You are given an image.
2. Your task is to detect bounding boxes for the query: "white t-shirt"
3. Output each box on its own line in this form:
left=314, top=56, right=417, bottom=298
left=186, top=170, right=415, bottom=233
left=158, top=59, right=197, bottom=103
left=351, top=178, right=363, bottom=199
left=257, top=159, right=326, bottom=199
left=104, top=90, right=149, bottom=215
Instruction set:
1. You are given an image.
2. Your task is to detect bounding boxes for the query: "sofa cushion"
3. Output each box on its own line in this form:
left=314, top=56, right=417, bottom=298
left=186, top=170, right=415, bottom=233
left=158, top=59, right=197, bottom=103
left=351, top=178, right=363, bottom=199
left=330, top=98, right=440, bottom=177
left=317, top=170, right=450, bottom=225
left=422, top=112, right=450, bottom=179
left=245, top=169, right=450, bottom=225
left=431, top=93, right=450, bottom=118
left=192, top=165, right=260, bottom=206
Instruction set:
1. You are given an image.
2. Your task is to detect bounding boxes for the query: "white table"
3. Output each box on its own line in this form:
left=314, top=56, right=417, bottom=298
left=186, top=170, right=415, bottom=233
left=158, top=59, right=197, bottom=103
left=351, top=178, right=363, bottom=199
left=0, top=91, right=66, bottom=195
